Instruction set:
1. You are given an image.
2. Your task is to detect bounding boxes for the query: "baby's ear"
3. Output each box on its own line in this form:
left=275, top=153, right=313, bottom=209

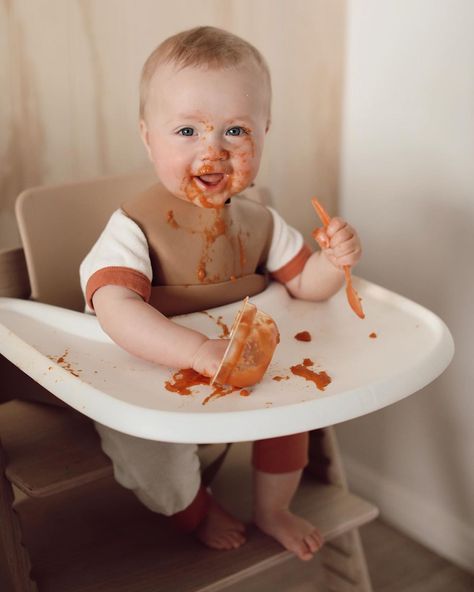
left=139, top=119, right=153, bottom=161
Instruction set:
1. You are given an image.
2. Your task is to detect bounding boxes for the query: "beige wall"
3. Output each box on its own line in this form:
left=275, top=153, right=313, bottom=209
left=0, top=0, right=345, bottom=247
left=338, top=0, right=474, bottom=573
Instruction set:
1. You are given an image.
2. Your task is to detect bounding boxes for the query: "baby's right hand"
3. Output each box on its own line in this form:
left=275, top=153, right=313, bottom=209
left=192, top=338, right=229, bottom=378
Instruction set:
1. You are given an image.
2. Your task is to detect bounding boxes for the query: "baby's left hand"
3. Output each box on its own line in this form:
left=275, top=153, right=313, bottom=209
left=313, top=217, right=362, bottom=269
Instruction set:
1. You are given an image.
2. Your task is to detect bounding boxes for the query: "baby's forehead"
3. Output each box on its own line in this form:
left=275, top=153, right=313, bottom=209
left=151, top=58, right=262, bottom=86
left=146, top=60, right=270, bottom=117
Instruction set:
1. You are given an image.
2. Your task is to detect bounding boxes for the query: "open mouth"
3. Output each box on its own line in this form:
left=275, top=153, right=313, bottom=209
left=196, top=173, right=225, bottom=187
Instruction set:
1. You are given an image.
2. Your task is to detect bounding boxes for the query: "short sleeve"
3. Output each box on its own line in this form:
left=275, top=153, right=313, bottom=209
left=79, top=209, right=153, bottom=312
left=266, top=207, right=312, bottom=283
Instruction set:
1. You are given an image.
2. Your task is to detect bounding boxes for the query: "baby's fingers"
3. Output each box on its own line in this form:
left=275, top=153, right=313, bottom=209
left=328, top=221, right=354, bottom=248
left=326, top=217, right=348, bottom=238
left=312, top=227, right=330, bottom=249
left=333, top=242, right=362, bottom=268
left=332, top=235, right=358, bottom=257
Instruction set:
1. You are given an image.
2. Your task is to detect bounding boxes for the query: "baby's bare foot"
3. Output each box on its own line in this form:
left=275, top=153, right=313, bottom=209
left=255, top=508, right=323, bottom=560
left=195, top=498, right=246, bottom=550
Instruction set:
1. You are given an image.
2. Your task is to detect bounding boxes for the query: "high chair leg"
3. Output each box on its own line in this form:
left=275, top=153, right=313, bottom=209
left=0, top=442, right=38, bottom=592
left=308, top=427, right=375, bottom=592
left=321, top=529, right=373, bottom=592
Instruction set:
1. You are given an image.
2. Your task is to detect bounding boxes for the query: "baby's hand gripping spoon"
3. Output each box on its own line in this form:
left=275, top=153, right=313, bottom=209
left=311, top=198, right=365, bottom=319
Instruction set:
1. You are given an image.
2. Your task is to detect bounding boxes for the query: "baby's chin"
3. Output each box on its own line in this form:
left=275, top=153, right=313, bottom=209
left=162, top=175, right=253, bottom=208
left=181, top=178, right=249, bottom=209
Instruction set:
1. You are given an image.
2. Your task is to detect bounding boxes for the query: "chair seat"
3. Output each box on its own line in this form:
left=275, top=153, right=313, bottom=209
left=17, top=442, right=378, bottom=592
left=0, top=400, right=112, bottom=497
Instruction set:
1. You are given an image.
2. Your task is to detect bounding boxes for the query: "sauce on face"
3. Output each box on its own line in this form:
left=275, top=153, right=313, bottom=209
left=369, top=332, right=377, bottom=339
left=295, top=331, right=311, bottom=342
left=290, top=359, right=331, bottom=391
left=176, top=135, right=256, bottom=283
left=182, top=163, right=233, bottom=209
left=272, top=375, right=289, bottom=381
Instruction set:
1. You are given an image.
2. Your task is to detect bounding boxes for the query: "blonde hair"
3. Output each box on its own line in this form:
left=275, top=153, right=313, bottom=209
left=139, top=26, right=271, bottom=120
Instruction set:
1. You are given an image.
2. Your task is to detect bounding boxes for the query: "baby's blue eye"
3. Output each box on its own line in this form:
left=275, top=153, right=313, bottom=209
left=226, top=126, right=247, bottom=136
left=178, top=127, right=195, bottom=136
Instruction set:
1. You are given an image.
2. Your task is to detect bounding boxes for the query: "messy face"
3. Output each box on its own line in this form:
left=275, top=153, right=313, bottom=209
left=140, top=61, right=270, bottom=208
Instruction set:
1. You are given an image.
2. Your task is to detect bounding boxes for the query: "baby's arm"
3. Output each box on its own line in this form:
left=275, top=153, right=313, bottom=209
left=285, top=217, right=362, bottom=301
left=92, top=285, right=228, bottom=377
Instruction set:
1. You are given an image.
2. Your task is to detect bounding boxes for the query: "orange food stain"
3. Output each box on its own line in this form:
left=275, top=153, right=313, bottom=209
left=197, top=266, right=206, bottom=281
left=202, top=383, right=239, bottom=405
left=165, top=368, right=210, bottom=395
left=164, top=368, right=239, bottom=405
left=200, top=121, right=214, bottom=133
left=295, top=331, right=312, bottom=342
left=369, top=332, right=377, bottom=339
left=198, top=163, right=215, bottom=176
left=201, top=311, right=230, bottom=338
left=290, top=359, right=331, bottom=391
left=197, top=209, right=227, bottom=283
left=181, top=174, right=214, bottom=209
left=272, top=375, right=290, bottom=382
left=237, top=233, right=246, bottom=273
left=216, top=316, right=230, bottom=337
left=167, top=210, right=179, bottom=229
left=241, top=133, right=256, bottom=158
left=239, top=389, right=250, bottom=397
left=47, top=349, right=81, bottom=377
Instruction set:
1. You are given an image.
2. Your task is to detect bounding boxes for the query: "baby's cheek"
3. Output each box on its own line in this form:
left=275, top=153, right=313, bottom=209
left=230, top=150, right=259, bottom=193
left=229, top=170, right=253, bottom=194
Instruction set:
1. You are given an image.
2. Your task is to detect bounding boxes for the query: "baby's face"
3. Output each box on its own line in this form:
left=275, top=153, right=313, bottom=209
left=140, top=61, right=270, bottom=208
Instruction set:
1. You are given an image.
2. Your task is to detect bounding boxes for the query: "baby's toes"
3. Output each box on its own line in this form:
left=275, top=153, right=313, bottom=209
left=210, top=535, right=231, bottom=550
left=292, top=539, right=314, bottom=561
left=228, top=531, right=246, bottom=548
left=233, top=521, right=246, bottom=533
left=304, top=530, right=324, bottom=553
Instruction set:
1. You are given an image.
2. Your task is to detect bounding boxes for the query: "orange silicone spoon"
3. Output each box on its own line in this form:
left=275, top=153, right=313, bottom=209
left=311, top=198, right=365, bottom=319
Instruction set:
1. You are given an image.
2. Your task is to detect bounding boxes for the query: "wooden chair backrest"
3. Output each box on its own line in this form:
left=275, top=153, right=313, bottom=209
left=15, top=169, right=156, bottom=311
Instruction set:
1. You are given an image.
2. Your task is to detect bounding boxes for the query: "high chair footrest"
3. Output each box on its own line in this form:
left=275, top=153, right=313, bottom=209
left=0, top=400, right=112, bottom=497
left=17, top=444, right=379, bottom=592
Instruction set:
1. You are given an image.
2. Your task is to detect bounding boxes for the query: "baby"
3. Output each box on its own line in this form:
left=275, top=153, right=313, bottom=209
left=80, top=26, right=361, bottom=561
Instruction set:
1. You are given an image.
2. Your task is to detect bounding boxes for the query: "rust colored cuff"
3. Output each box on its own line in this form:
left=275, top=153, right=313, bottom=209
left=252, top=432, right=309, bottom=473
left=169, top=485, right=211, bottom=533
left=85, top=266, right=151, bottom=310
left=270, top=244, right=313, bottom=284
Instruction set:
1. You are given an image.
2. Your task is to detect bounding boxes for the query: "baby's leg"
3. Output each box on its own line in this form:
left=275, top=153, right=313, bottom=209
left=252, top=433, right=324, bottom=561
left=94, top=423, right=245, bottom=550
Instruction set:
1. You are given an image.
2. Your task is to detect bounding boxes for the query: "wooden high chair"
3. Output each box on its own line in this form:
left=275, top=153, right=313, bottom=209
left=0, top=171, right=378, bottom=592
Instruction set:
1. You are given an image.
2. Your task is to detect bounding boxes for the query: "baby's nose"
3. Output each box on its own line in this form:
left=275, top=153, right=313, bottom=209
left=201, top=143, right=229, bottom=161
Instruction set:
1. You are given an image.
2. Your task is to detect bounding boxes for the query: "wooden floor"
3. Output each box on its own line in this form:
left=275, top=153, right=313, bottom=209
left=2, top=517, right=472, bottom=592
left=222, top=519, right=474, bottom=592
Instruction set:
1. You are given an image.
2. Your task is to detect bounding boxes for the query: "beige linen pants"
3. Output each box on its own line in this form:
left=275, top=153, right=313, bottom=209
left=95, top=422, right=201, bottom=515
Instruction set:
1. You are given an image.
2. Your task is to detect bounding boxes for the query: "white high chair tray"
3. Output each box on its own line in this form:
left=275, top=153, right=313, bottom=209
left=0, top=279, right=453, bottom=443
